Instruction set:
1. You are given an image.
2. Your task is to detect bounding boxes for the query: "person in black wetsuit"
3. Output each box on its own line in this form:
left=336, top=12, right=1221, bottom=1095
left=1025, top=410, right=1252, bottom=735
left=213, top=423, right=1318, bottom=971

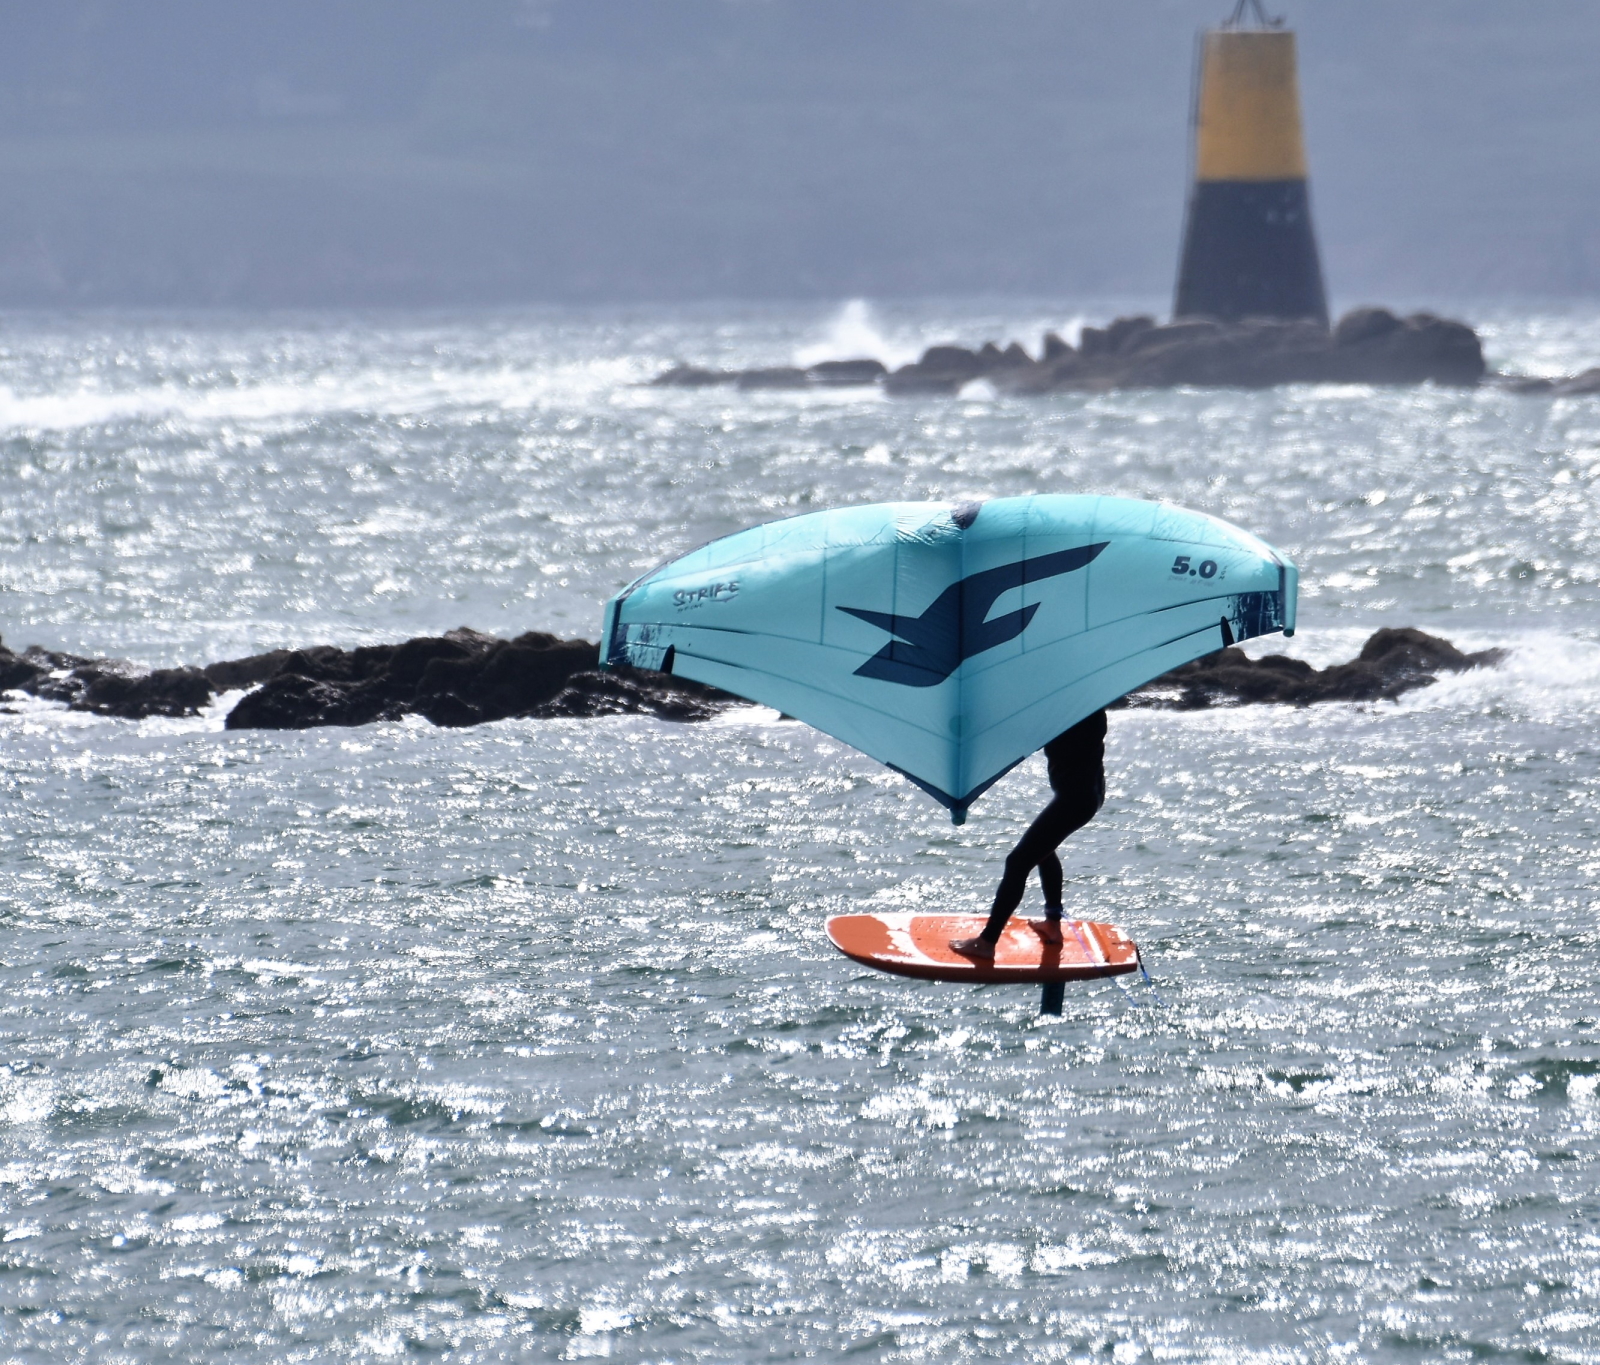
left=951, top=709, right=1106, bottom=959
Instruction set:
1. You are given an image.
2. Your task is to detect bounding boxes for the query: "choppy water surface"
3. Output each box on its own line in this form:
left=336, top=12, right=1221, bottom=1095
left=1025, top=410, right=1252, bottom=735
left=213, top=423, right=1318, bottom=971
left=3, top=302, right=1600, bottom=1363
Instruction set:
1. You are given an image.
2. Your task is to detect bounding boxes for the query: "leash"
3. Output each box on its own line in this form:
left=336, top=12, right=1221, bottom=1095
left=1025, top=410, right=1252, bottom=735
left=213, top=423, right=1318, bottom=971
left=1134, top=946, right=1169, bottom=1008
left=1065, top=919, right=1142, bottom=1011
left=1060, top=919, right=1168, bottom=1011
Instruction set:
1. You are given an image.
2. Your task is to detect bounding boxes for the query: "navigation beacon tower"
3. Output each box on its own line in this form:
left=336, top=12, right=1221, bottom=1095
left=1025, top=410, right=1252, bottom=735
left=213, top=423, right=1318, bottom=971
left=1173, top=0, right=1328, bottom=324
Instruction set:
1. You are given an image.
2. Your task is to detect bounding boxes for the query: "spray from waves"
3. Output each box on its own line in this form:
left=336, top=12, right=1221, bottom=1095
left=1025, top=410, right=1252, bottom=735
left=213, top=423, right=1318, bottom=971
left=0, top=357, right=642, bottom=435
left=1231, top=625, right=1600, bottom=725
left=1395, top=628, right=1600, bottom=724
left=0, top=684, right=251, bottom=740
left=793, top=303, right=1096, bottom=371
left=794, top=300, right=919, bottom=370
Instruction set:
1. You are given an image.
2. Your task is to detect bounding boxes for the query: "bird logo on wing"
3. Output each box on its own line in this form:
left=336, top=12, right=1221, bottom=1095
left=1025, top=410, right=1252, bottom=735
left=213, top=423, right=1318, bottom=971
left=838, top=542, right=1108, bottom=687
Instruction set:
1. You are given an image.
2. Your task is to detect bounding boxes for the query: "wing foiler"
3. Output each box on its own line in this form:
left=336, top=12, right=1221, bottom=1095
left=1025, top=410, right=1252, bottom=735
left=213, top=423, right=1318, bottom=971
left=599, top=495, right=1296, bottom=823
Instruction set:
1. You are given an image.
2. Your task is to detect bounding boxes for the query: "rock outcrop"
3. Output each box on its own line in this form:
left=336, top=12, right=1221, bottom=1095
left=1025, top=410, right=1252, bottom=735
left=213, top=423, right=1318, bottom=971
left=808, top=359, right=890, bottom=386
left=222, top=629, right=735, bottom=730
left=652, top=358, right=886, bottom=391
left=0, top=641, right=213, bottom=719
left=1494, top=367, right=1600, bottom=397
left=1119, top=627, right=1505, bottom=710
left=5, top=625, right=1505, bottom=730
left=892, top=309, right=1488, bottom=394
left=0, top=630, right=736, bottom=727
left=650, top=308, right=1500, bottom=396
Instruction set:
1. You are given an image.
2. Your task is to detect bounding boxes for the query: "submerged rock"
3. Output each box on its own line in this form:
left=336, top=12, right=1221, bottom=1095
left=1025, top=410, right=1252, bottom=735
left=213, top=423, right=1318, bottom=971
left=807, top=358, right=888, bottom=386
left=1556, top=367, right=1600, bottom=396
left=735, top=366, right=810, bottom=391
left=1496, top=375, right=1559, bottom=395
left=650, top=363, right=736, bottom=388
left=1491, top=368, right=1600, bottom=395
left=1120, top=627, right=1505, bottom=710
left=651, top=358, right=886, bottom=391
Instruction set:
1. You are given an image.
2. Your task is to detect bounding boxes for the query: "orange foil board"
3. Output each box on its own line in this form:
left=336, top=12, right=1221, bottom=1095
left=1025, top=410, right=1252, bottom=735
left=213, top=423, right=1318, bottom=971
left=825, top=913, right=1139, bottom=984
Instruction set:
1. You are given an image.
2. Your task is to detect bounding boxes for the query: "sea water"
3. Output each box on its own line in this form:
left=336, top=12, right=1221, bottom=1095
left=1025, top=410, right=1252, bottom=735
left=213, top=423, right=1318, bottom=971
left=1, top=301, right=1599, bottom=1363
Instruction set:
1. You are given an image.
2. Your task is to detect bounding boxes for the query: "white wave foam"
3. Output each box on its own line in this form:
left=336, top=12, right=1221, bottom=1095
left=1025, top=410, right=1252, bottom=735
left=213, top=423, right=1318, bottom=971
left=1395, top=629, right=1600, bottom=723
left=0, top=685, right=248, bottom=739
left=0, top=358, right=641, bottom=434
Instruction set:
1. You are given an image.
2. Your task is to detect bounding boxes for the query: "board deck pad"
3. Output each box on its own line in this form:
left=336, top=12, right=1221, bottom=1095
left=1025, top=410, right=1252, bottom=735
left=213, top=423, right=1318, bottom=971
left=826, top=912, right=1138, bottom=984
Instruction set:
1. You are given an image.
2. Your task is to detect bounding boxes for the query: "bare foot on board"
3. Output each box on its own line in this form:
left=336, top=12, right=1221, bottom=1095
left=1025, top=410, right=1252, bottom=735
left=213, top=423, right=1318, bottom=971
left=950, top=935, right=995, bottom=959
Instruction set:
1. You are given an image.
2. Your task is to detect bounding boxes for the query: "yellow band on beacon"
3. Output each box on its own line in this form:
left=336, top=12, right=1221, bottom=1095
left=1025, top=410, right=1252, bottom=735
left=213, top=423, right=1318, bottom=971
left=1194, top=30, right=1308, bottom=182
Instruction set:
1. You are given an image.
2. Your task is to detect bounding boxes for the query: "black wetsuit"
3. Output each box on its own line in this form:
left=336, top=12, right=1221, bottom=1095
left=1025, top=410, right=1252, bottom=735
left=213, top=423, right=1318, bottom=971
left=977, top=710, right=1107, bottom=944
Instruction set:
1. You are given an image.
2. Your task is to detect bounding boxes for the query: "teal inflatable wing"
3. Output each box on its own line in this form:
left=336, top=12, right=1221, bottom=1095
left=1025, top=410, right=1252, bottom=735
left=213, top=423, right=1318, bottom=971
left=599, top=495, right=1296, bottom=823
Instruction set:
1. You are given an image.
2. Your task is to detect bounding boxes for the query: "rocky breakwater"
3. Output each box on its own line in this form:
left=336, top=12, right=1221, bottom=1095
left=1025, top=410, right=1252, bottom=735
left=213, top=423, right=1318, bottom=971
left=4, top=626, right=1501, bottom=730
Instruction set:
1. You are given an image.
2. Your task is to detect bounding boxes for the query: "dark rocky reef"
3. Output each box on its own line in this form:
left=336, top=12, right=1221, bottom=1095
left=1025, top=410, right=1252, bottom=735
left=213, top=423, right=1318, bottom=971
left=0, top=641, right=213, bottom=719
left=652, top=358, right=887, bottom=391
left=1493, top=367, right=1600, bottom=398
left=4, top=625, right=1504, bottom=730
left=0, top=630, right=737, bottom=728
left=896, top=308, right=1488, bottom=394
left=651, top=308, right=1503, bottom=396
left=1120, top=627, right=1505, bottom=710
left=222, top=629, right=734, bottom=730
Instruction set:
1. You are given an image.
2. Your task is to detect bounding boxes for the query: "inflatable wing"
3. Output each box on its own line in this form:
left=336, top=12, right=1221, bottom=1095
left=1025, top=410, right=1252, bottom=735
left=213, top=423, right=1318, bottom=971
left=600, top=495, right=1296, bottom=822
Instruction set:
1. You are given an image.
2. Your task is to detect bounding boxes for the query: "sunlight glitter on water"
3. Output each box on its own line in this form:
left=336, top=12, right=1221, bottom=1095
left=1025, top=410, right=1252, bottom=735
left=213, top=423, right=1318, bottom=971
left=3, top=303, right=1600, bottom=1362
